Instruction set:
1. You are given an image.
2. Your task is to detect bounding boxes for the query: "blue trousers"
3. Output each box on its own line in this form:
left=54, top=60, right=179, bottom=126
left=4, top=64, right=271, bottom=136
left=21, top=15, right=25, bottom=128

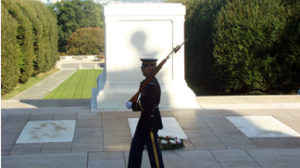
left=128, top=129, right=164, bottom=168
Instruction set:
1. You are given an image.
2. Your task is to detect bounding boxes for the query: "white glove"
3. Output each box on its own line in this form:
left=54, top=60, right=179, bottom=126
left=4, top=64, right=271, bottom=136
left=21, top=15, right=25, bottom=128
left=126, top=102, right=132, bottom=109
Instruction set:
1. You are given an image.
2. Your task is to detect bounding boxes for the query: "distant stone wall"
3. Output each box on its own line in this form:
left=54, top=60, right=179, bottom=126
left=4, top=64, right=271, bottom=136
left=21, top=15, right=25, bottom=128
left=56, top=55, right=105, bottom=70
left=59, top=55, right=104, bottom=63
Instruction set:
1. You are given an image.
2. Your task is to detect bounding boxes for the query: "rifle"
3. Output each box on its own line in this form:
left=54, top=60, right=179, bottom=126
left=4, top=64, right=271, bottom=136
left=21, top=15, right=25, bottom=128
left=128, top=39, right=188, bottom=103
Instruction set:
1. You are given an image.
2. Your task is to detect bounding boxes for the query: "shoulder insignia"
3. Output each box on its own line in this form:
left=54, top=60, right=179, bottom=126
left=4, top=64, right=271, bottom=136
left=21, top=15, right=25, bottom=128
left=148, top=81, right=156, bottom=86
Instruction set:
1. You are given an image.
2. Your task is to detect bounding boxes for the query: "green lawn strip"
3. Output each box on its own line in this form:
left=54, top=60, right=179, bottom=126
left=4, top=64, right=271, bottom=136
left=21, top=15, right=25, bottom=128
left=2, top=68, right=59, bottom=99
left=44, top=71, right=76, bottom=99
left=59, top=72, right=78, bottom=98
left=63, top=71, right=82, bottom=98
left=80, top=70, right=91, bottom=98
left=79, top=70, right=99, bottom=98
left=83, top=70, right=96, bottom=98
left=58, top=73, right=74, bottom=99
left=72, top=70, right=86, bottom=98
left=44, top=69, right=102, bottom=99
left=89, top=70, right=98, bottom=96
left=65, top=71, right=79, bottom=98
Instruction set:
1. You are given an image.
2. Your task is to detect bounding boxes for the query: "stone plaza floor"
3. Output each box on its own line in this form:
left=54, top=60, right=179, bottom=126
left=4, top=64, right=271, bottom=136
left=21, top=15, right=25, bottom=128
left=2, top=95, right=300, bottom=168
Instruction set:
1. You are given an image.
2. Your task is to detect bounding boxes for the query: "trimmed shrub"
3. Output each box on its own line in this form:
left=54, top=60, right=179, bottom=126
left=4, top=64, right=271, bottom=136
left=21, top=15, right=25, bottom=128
left=2, top=0, right=35, bottom=83
left=1, top=5, right=20, bottom=94
left=27, top=1, right=58, bottom=73
left=1, top=0, right=58, bottom=95
left=66, top=27, right=104, bottom=55
left=213, top=0, right=287, bottom=93
left=168, top=0, right=299, bottom=94
left=270, top=0, right=300, bottom=92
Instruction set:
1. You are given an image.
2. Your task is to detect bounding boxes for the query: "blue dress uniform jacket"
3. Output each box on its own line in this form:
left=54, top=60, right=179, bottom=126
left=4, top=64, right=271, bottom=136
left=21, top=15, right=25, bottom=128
left=128, top=77, right=164, bottom=168
left=132, top=77, right=163, bottom=131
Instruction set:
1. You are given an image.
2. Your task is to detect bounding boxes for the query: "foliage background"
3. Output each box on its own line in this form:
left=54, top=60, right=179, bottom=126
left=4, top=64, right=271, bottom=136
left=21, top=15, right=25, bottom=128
left=51, top=0, right=104, bottom=53
left=1, top=0, right=58, bottom=95
left=167, top=0, right=300, bottom=95
left=66, top=27, right=104, bottom=55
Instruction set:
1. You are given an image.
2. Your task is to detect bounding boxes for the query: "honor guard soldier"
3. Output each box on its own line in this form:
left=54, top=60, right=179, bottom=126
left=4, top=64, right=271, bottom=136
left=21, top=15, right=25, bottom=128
left=126, top=58, right=164, bottom=168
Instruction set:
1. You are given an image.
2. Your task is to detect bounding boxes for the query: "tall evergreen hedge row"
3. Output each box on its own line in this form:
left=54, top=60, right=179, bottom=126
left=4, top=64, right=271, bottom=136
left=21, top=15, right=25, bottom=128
left=213, top=0, right=287, bottom=93
left=1, top=5, right=20, bottom=94
left=183, top=0, right=227, bottom=93
left=168, top=0, right=299, bottom=94
left=1, top=0, right=58, bottom=95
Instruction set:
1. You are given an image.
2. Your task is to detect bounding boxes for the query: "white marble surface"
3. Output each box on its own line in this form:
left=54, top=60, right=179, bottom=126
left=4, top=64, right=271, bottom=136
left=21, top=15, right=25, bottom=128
left=92, top=3, right=200, bottom=111
left=226, top=116, right=300, bottom=138
left=16, top=120, right=76, bottom=143
left=128, top=117, right=187, bottom=139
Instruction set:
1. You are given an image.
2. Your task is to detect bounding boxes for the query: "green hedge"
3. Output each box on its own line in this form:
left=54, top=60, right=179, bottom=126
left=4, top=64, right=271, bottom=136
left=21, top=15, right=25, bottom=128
left=183, top=0, right=227, bottom=94
left=167, top=0, right=299, bottom=95
left=2, top=0, right=35, bottom=83
left=1, top=0, right=58, bottom=95
left=1, top=5, right=20, bottom=94
left=213, top=0, right=287, bottom=94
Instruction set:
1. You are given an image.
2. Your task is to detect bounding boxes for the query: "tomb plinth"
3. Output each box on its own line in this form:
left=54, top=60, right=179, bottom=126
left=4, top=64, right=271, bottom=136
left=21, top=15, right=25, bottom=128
left=91, top=3, right=200, bottom=111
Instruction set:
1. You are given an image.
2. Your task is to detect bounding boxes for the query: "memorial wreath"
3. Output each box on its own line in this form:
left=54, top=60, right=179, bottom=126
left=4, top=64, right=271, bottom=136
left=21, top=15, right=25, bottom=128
left=158, top=136, right=184, bottom=150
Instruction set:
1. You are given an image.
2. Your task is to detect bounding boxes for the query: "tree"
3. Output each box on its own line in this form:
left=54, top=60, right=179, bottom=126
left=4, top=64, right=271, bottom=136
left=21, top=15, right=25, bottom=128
left=52, top=0, right=104, bottom=52
left=213, top=0, right=286, bottom=93
left=66, top=27, right=104, bottom=55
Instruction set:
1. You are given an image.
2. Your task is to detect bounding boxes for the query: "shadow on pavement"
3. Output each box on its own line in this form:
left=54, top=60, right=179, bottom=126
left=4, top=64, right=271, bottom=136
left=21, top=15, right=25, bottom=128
left=19, top=99, right=90, bottom=108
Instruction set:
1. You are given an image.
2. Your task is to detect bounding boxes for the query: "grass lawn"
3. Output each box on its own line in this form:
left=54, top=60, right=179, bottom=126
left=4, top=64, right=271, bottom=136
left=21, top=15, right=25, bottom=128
left=44, top=69, right=102, bottom=99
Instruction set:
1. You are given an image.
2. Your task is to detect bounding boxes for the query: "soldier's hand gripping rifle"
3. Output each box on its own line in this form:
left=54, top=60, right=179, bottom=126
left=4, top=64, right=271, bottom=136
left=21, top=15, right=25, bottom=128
left=128, top=39, right=188, bottom=103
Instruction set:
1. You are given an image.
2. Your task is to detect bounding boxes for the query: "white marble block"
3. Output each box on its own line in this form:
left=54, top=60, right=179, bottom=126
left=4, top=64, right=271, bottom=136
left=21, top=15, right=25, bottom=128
left=91, top=3, right=200, bottom=111
left=16, top=120, right=76, bottom=143
left=226, top=116, right=300, bottom=138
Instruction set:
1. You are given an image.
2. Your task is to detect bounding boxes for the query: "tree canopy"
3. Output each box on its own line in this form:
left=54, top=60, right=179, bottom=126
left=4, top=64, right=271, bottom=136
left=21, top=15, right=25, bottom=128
left=51, top=0, right=104, bottom=53
left=66, top=27, right=104, bottom=55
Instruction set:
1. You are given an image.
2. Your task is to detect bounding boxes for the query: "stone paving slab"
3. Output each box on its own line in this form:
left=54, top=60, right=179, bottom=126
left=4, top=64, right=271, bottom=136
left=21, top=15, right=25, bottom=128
left=2, top=102, right=300, bottom=168
left=211, top=149, right=261, bottom=168
left=247, top=148, right=300, bottom=168
left=128, top=117, right=188, bottom=139
left=123, top=150, right=222, bottom=168
left=41, top=142, right=73, bottom=154
left=3, top=148, right=300, bottom=168
left=2, top=99, right=90, bottom=109
left=88, top=152, right=126, bottom=168
left=197, top=95, right=300, bottom=110
left=196, top=95, right=300, bottom=104
left=16, top=120, right=76, bottom=144
left=2, top=108, right=300, bottom=154
left=226, top=115, right=300, bottom=138
left=2, top=152, right=87, bottom=168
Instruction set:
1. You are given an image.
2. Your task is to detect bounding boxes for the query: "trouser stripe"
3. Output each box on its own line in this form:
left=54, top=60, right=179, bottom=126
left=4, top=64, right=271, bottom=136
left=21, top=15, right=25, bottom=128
left=150, top=130, right=160, bottom=168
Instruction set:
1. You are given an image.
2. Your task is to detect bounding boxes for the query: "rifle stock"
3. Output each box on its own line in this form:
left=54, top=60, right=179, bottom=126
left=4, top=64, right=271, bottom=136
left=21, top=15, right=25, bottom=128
left=129, top=39, right=188, bottom=103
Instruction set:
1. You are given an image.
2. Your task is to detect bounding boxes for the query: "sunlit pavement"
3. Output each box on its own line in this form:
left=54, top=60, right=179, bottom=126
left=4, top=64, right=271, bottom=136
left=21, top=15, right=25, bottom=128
left=2, top=96, right=300, bottom=168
